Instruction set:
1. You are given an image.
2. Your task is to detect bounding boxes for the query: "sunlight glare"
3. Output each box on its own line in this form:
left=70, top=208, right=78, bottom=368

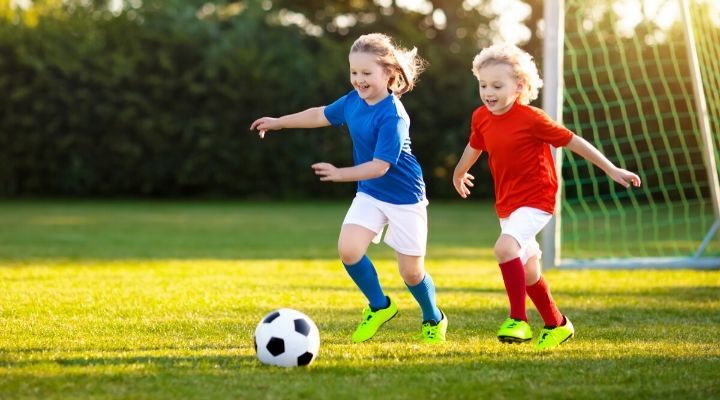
left=489, top=0, right=532, bottom=44
left=613, top=0, right=679, bottom=37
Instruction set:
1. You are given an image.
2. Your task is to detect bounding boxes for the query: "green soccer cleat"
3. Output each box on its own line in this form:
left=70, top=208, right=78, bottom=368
left=351, top=296, right=398, bottom=343
left=420, top=311, right=448, bottom=344
left=535, top=316, right=574, bottom=351
left=497, top=317, right=533, bottom=343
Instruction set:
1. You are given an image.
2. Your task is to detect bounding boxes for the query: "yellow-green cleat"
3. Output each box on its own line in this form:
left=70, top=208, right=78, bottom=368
left=535, top=316, right=574, bottom=351
left=497, top=317, right=533, bottom=343
left=420, top=312, right=448, bottom=344
left=351, top=296, right=398, bottom=343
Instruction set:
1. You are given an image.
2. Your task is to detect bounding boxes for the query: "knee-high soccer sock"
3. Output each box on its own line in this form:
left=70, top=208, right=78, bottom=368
left=343, top=255, right=389, bottom=310
left=406, top=273, right=442, bottom=323
left=526, top=276, right=564, bottom=327
left=499, top=257, right=527, bottom=321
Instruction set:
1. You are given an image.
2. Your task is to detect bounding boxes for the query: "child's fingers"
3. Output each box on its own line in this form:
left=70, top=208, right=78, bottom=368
left=251, top=122, right=265, bottom=134
left=250, top=118, right=268, bottom=131
left=623, top=172, right=641, bottom=188
left=454, top=181, right=470, bottom=198
left=452, top=182, right=464, bottom=198
left=313, top=165, right=336, bottom=182
left=311, top=163, right=332, bottom=179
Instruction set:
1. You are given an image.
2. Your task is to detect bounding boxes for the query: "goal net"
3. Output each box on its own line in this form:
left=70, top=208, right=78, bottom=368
left=542, top=0, right=720, bottom=269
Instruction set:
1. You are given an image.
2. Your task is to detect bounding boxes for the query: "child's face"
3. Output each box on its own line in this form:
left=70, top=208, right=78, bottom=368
left=476, top=63, right=522, bottom=115
left=349, top=51, right=392, bottom=105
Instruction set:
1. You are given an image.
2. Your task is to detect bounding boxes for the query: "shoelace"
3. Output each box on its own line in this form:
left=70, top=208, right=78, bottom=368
left=421, top=323, right=437, bottom=338
left=360, top=310, right=374, bottom=325
left=538, top=330, right=552, bottom=343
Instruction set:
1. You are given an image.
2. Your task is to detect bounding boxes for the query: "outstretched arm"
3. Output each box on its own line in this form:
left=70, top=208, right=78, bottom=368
left=250, top=107, right=331, bottom=138
left=565, top=135, right=642, bottom=188
left=452, top=144, right=483, bottom=198
left=312, top=159, right=390, bottom=182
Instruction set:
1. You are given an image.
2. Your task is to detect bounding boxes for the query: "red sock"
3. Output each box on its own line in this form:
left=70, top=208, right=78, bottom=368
left=499, top=257, right=527, bottom=321
left=527, top=277, right=564, bottom=327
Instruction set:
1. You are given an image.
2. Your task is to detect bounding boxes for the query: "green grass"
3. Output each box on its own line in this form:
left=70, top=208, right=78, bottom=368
left=0, top=200, right=719, bottom=399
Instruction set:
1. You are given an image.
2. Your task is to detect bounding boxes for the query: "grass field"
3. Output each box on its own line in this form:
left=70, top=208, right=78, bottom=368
left=1, top=200, right=719, bottom=399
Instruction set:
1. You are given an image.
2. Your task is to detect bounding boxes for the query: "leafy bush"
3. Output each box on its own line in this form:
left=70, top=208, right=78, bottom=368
left=0, top=1, right=498, bottom=199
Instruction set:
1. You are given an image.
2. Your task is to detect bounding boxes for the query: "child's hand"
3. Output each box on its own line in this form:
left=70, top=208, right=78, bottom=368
left=610, top=167, right=642, bottom=188
left=250, top=117, right=282, bottom=139
left=312, top=162, right=341, bottom=182
left=453, top=172, right=475, bottom=198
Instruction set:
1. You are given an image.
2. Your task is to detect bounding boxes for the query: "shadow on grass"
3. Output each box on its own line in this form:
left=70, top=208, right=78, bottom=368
left=549, top=285, right=720, bottom=301
left=2, top=301, right=718, bottom=398
left=2, top=351, right=718, bottom=400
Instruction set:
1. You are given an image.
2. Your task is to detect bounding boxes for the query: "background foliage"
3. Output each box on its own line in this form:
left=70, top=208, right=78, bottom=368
left=0, top=0, right=540, bottom=198
left=1, top=0, right=713, bottom=199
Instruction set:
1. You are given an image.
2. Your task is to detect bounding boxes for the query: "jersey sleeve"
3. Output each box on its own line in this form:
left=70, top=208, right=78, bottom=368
left=373, top=115, right=407, bottom=165
left=531, top=108, right=574, bottom=147
left=468, top=108, right=486, bottom=150
left=323, top=94, right=348, bottom=126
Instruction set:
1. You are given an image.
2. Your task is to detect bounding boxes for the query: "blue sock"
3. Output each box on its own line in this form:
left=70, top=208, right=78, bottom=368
left=343, top=255, right=389, bottom=310
left=406, top=273, right=442, bottom=323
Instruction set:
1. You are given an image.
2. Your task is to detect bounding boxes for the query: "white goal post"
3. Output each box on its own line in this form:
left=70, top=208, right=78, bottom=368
left=540, top=0, right=720, bottom=269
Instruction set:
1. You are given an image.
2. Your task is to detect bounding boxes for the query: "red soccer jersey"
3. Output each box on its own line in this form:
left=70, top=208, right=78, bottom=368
left=469, top=102, right=574, bottom=218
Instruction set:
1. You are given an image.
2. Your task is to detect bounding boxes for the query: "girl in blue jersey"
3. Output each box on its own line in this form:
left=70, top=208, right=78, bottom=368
left=250, top=33, right=446, bottom=344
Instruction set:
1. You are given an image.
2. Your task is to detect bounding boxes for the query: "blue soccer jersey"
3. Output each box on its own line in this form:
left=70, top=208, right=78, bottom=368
left=323, top=90, right=426, bottom=205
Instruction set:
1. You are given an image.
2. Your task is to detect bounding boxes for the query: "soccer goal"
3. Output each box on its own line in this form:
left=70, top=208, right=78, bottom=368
left=541, top=0, right=720, bottom=269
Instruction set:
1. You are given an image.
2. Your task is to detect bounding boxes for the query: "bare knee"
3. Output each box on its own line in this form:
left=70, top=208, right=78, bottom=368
left=397, top=254, right=424, bottom=286
left=494, top=239, right=520, bottom=263
left=338, top=240, right=364, bottom=265
left=400, top=269, right=424, bottom=286
left=337, top=224, right=374, bottom=265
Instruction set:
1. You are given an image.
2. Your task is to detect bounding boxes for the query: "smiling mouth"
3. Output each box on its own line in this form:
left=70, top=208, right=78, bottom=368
left=485, top=99, right=497, bottom=106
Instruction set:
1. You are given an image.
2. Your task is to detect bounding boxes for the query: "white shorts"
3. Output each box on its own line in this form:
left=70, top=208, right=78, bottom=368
left=499, top=207, right=553, bottom=265
left=342, top=192, right=429, bottom=257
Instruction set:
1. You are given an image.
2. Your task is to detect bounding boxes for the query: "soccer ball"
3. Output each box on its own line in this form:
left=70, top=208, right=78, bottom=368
left=254, top=308, right=320, bottom=367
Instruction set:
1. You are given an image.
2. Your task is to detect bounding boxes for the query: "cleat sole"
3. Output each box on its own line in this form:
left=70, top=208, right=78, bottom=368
left=560, top=333, right=574, bottom=344
left=498, top=336, right=532, bottom=343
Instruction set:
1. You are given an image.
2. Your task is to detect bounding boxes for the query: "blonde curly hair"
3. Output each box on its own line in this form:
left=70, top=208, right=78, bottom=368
left=471, top=43, right=543, bottom=105
left=351, top=33, right=427, bottom=97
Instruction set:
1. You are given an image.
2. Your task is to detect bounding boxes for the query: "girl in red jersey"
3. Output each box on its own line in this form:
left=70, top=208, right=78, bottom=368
left=452, top=44, right=641, bottom=350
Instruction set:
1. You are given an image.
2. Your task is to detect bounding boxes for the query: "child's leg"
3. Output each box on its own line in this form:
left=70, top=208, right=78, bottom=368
left=495, top=234, right=527, bottom=321
left=526, top=257, right=575, bottom=350
left=340, top=194, right=400, bottom=343
left=399, top=252, right=446, bottom=343
left=524, top=256, right=564, bottom=327
left=398, top=253, right=442, bottom=323
left=339, top=223, right=388, bottom=310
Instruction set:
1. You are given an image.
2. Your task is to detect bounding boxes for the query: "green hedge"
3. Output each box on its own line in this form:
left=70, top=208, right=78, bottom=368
left=0, top=2, right=498, bottom=199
